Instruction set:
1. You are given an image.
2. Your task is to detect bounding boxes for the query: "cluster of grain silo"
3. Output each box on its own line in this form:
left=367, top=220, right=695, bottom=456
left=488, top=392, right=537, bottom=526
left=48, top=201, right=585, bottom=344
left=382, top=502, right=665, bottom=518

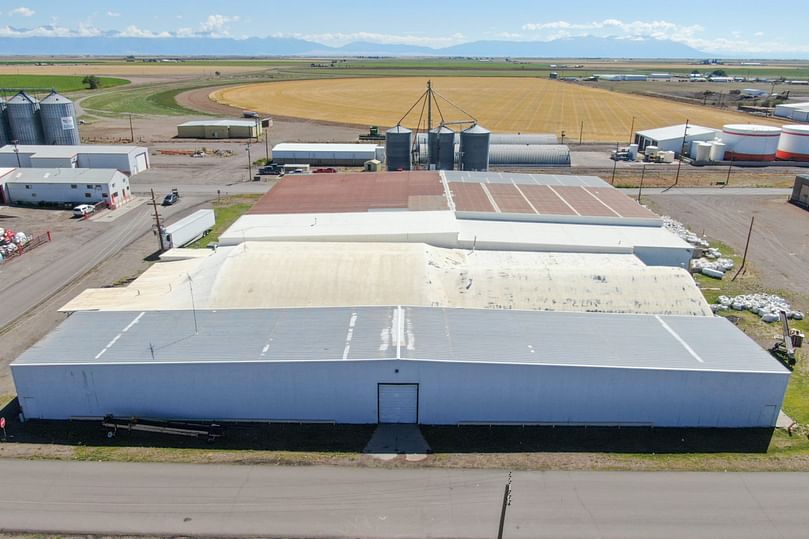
left=388, top=124, right=572, bottom=171
left=0, top=91, right=80, bottom=147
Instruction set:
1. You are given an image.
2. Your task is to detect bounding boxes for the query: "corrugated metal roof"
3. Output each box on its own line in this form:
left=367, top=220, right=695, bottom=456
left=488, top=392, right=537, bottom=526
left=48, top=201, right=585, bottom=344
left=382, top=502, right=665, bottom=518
left=5, top=168, right=123, bottom=184
left=272, top=143, right=381, bottom=153
left=178, top=119, right=258, bottom=128
left=13, top=307, right=787, bottom=374
left=635, top=124, right=718, bottom=141
left=442, top=171, right=608, bottom=187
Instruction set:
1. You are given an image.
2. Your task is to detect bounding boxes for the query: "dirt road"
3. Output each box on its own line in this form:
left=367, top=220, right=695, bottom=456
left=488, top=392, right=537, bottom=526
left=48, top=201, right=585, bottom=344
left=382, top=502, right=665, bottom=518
left=647, top=193, right=809, bottom=306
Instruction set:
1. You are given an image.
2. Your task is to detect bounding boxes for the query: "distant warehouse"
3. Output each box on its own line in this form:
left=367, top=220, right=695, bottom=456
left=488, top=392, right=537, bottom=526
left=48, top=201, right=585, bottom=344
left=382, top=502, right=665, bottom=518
left=272, top=143, right=385, bottom=166
left=177, top=119, right=263, bottom=139
left=0, top=144, right=149, bottom=175
left=2, top=168, right=132, bottom=209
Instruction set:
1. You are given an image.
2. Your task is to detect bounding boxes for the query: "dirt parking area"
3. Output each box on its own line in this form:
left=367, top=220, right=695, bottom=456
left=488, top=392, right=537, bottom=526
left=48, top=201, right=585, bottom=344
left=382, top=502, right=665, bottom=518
left=647, top=193, right=809, bottom=308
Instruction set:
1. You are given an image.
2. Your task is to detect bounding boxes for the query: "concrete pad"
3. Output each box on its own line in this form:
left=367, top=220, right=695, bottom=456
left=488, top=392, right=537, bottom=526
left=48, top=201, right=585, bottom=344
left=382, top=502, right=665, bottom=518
left=364, top=424, right=431, bottom=460
left=93, top=197, right=148, bottom=222
left=777, top=409, right=796, bottom=429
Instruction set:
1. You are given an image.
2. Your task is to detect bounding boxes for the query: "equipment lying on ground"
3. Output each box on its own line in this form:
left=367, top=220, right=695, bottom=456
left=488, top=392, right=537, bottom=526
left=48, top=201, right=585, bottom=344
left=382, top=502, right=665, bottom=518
left=770, top=310, right=804, bottom=366
left=102, top=415, right=224, bottom=442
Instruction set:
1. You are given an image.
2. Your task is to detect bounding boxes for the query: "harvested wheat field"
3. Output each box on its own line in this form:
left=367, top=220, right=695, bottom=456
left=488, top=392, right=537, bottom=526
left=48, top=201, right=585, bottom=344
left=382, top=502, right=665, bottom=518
left=212, top=77, right=782, bottom=141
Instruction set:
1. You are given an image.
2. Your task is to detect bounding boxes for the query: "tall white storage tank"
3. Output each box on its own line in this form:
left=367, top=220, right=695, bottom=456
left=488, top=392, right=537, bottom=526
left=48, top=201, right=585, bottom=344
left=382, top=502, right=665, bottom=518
left=777, top=125, right=809, bottom=161
left=709, top=142, right=726, bottom=162
left=694, top=142, right=711, bottom=162
left=721, top=124, right=781, bottom=161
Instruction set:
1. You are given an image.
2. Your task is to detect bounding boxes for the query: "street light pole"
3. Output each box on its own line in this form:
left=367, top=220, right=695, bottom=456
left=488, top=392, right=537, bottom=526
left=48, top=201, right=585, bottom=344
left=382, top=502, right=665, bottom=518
left=246, top=143, right=252, bottom=181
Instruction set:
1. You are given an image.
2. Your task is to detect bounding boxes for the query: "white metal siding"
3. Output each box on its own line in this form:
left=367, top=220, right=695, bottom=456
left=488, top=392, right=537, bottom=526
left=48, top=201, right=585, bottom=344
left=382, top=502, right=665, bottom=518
left=378, top=384, right=418, bottom=423
left=11, top=360, right=789, bottom=427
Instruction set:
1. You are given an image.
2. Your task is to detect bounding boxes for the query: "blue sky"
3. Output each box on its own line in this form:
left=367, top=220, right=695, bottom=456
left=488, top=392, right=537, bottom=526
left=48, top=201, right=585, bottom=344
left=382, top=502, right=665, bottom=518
left=0, top=1, right=806, bottom=54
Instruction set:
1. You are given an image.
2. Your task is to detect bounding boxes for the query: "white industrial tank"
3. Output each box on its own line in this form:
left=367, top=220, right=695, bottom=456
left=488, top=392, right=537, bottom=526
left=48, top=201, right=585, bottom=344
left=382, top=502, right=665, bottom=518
left=694, top=142, right=711, bottom=162
left=721, top=124, right=781, bottom=161
left=776, top=125, right=809, bottom=161
left=709, top=141, right=726, bottom=162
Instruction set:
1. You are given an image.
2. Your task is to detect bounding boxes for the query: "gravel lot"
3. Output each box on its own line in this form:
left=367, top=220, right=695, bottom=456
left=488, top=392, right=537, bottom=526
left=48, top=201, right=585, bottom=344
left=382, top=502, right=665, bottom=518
left=647, top=193, right=809, bottom=309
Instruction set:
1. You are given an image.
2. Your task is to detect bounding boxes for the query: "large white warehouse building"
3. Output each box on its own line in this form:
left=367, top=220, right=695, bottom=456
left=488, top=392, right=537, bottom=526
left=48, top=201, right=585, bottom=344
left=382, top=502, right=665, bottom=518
left=12, top=307, right=788, bottom=426
left=271, top=143, right=384, bottom=166
left=2, top=168, right=131, bottom=208
left=9, top=170, right=791, bottom=429
left=0, top=144, right=149, bottom=175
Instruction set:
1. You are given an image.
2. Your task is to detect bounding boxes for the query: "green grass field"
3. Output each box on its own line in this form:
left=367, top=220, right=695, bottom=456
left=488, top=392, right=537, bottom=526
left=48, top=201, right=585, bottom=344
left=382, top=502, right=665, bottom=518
left=187, top=195, right=261, bottom=248
left=0, top=74, right=128, bottom=93
left=82, top=84, right=203, bottom=116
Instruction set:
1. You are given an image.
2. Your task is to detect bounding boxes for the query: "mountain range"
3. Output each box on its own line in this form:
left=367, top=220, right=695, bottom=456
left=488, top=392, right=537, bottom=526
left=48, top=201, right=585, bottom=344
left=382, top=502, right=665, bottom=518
left=0, top=34, right=712, bottom=58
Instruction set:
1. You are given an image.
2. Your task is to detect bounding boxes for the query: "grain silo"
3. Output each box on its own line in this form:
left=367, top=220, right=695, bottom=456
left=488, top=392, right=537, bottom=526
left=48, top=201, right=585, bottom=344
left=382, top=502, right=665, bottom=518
left=40, top=91, right=80, bottom=145
left=721, top=124, right=781, bottom=161
left=0, top=98, right=9, bottom=147
left=459, top=124, right=490, bottom=171
left=428, top=125, right=455, bottom=170
left=777, top=125, right=809, bottom=161
left=6, top=92, right=43, bottom=145
left=385, top=125, right=412, bottom=171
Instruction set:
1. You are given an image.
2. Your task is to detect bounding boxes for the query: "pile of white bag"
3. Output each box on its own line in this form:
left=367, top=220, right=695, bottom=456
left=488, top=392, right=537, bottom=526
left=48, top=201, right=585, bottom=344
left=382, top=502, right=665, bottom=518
left=714, top=293, right=804, bottom=323
left=662, top=216, right=735, bottom=278
left=0, top=227, right=30, bottom=264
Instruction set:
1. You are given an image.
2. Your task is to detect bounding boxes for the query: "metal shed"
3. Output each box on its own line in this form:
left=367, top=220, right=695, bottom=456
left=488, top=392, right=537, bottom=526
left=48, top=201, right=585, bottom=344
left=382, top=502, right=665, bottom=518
left=0, top=145, right=149, bottom=175
left=272, top=143, right=383, bottom=166
left=634, top=124, right=718, bottom=155
left=12, top=306, right=788, bottom=427
left=177, top=119, right=262, bottom=139
left=4, top=168, right=131, bottom=208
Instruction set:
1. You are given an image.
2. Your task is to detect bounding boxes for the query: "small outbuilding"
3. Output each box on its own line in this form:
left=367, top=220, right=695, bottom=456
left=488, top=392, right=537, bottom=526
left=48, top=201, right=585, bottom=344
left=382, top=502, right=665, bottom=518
left=790, top=175, right=809, bottom=209
left=177, top=119, right=263, bottom=139
left=3, top=168, right=132, bottom=209
left=634, top=124, right=718, bottom=155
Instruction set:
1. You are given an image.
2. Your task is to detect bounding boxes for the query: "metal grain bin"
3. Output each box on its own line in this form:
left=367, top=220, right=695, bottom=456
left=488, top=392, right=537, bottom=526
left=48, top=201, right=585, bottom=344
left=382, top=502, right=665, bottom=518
left=0, top=99, right=9, bottom=147
left=488, top=144, right=571, bottom=166
left=459, top=124, right=490, bottom=171
left=40, top=91, right=80, bottom=145
left=428, top=126, right=455, bottom=170
left=385, top=125, right=412, bottom=171
left=7, top=92, right=43, bottom=145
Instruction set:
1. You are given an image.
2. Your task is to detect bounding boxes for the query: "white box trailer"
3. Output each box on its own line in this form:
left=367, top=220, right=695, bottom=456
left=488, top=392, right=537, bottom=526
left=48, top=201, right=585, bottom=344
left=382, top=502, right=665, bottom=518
left=161, top=209, right=215, bottom=249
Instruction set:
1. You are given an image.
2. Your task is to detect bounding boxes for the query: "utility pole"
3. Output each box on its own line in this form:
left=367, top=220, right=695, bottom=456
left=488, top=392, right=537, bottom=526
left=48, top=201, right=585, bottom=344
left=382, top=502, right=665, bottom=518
left=128, top=114, right=135, bottom=143
left=665, top=119, right=689, bottom=192
left=724, top=155, right=734, bottom=187
left=497, top=472, right=513, bottom=539
left=246, top=142, right=252, bottom=181
left=264, top=124, right=270, bottom=162
left=628, top=116, right=635, bottom=145
left=611, top=142, right=618, bottom=184
left=427, top=79, right=432, bottom=131
left=150, top=188, right=165, bottom=252
left=637, top=164, right=646, bottom=202
left=578, top=121, right=584, bottom=145
left=732, top=216, right=754, bottom=281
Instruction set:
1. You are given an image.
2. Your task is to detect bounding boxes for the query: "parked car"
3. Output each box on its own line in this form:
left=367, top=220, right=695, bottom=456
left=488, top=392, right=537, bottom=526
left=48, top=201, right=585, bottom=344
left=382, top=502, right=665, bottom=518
left=313, top=167, right=337, bottom=173
left=162, top=192, right=179, bottom=206
left=73, top=204, right=95, bottom=218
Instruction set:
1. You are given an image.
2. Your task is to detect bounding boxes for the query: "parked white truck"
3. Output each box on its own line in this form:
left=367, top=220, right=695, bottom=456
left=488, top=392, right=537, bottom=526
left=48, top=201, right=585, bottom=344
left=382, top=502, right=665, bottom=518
left=160, top=209, right=215, bottom=249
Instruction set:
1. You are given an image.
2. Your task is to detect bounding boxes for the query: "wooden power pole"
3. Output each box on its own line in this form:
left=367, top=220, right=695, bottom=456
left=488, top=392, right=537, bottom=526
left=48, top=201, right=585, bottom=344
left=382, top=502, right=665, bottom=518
left=150, top=188, right=165, bottom=252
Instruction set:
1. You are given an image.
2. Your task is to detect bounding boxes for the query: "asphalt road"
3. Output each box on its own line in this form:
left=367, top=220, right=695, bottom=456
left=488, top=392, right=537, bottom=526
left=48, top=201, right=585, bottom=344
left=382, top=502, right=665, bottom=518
left=1, top=460, right=807, bottom=538
left=0, top=197, right=208, bottom=332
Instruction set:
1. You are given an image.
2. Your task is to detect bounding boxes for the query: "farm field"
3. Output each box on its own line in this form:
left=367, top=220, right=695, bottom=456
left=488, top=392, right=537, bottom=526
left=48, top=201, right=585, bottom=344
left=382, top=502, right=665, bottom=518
left=0, top=74, right=128, bottom=93
left=212, top=76, right=784, bottom=141
left=0, top=63, right=270, bottom=77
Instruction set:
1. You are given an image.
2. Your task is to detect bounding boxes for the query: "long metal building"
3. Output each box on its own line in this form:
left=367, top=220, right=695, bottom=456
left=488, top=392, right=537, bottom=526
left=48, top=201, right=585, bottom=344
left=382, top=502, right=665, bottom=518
left=0, top=145, right=149, bottom=175
left=11, top=307, right=789, bottom=426
left=272, top=143, right=384, bottom=166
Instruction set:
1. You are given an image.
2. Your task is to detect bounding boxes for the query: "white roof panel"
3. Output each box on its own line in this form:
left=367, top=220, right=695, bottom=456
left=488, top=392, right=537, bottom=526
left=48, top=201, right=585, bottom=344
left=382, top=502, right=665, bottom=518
left=0, top=144, right=146, bottom=157
left=5, top=168, right=123, bottom=184
left=635, top=124, right=718, bottom=141
left=272, top=143, right=381, bottom=153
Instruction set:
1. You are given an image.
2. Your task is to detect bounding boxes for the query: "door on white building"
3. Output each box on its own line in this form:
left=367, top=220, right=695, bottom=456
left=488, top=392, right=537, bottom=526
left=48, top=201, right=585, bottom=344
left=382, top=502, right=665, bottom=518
left=378, top=383, right=419, bottom=424
left=134, top=153, right=148, bottom=174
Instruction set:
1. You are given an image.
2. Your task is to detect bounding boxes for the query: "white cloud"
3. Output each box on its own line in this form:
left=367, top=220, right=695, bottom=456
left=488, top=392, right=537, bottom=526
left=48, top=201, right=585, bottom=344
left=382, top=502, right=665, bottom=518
left=516, top=18, right=806, bottom=54
left=272, top=31, right=466, bottom=48
left=10, top=6, right=35, bottom=16
left=199, top=14, right=240, bottom=36
left=118, top=25, right=172, bottom=38
left=107, top=11, right=121, bottom=17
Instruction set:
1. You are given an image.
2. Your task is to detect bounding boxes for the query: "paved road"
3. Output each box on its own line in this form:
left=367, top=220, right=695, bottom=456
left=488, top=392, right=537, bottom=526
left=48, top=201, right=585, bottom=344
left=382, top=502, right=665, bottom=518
left=0, top=198, right=207, bottom=332
left=1, top=460, right=807, bottom=538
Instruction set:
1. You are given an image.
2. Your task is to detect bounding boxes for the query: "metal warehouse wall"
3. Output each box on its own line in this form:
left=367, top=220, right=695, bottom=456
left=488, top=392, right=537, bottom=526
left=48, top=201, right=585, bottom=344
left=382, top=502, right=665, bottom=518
left=12, top=359, right=788, bottom=427
left=7, top=182, right=110, bottom=205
